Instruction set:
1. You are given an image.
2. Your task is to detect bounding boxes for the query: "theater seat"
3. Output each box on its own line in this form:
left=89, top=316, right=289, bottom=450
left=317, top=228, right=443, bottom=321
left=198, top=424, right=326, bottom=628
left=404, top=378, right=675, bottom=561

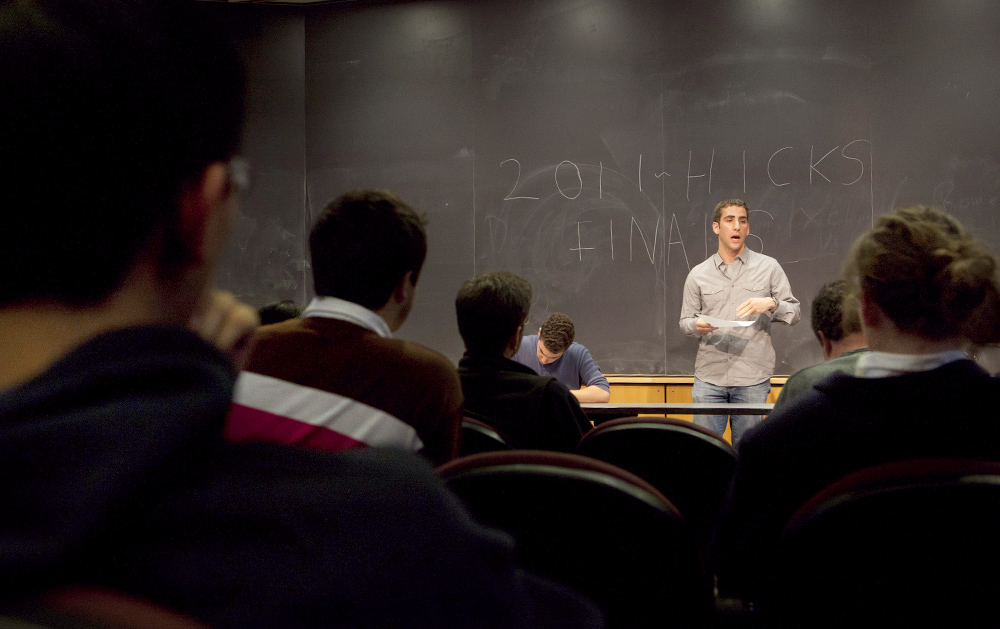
left=1, top=586, right=207, bottom=629
left=576, top=416, right=736, bottom=547
left=768, top=459, right=1000, bottom=628
left=438, top=450, right=709, bottom=629
left=459, top=416, right=513, bottom=455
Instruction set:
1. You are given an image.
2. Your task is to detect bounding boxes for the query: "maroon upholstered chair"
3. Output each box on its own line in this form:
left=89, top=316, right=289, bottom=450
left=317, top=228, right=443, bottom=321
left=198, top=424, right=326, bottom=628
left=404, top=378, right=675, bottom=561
left=1, top=586, right=207, bottom=628
left=576, top=416, right=737, bottom=547
left=438, top=450, right=710, bottom=629
left=459, top=416, right=514, bottom=456
left=767, top=459, right=1000, bottom=628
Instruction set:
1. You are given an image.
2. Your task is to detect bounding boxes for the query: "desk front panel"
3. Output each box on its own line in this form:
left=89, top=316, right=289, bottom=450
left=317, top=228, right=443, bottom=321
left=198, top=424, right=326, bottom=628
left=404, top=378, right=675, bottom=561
left=606, top=377, right=787, bottom=445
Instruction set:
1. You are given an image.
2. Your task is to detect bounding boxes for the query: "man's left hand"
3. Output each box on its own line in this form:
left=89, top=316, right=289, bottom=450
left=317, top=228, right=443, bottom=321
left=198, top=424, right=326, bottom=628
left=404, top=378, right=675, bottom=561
left=736, top=297, right=776, bottom=319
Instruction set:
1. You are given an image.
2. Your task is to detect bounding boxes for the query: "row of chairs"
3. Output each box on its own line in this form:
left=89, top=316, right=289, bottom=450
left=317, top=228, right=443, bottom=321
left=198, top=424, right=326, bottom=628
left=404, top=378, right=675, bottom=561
left=463, top=415, right=737, bottom=546
left=454, top=417, right=1000, bottom=627
left=9, top=421, right=1000, bottom=628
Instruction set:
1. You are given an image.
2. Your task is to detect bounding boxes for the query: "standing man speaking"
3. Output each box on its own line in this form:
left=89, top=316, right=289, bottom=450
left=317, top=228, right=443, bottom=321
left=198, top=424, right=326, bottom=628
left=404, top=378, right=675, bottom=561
left=679, top=200, right=800, bottom=446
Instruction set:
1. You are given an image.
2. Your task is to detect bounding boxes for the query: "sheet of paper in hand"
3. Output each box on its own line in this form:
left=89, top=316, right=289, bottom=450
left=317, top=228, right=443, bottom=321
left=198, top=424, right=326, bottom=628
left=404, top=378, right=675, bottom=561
left=698, top=314, right=755, bottom=328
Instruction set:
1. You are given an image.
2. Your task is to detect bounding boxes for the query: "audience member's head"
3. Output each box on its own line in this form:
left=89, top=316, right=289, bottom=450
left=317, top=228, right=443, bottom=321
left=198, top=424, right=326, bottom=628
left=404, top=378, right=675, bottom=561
left=456, top=272, right=532, bottom=358
left=258, top=300, right=302, bottom=325
left=309, top=190, right=427, bottom=330
left=537, top=312, right=575, bottom=364
left=811, top=280, right=865, bottom=360
left=0, top=0, right=244, bottom=312
left=844, top=205, right=1000, bottom=348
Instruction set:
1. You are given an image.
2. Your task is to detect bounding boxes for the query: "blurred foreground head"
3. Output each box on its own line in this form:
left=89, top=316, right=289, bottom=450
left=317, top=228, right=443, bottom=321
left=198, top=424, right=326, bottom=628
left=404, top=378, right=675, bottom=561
left=0, top=0, right=245, bottom=308
left=845, top=206, right=1000, bottom=345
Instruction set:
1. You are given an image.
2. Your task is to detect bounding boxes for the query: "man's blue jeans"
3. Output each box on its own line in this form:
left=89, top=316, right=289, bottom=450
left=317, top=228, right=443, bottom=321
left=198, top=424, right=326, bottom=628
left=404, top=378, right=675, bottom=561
left=691, top=377, right=771, bottom=447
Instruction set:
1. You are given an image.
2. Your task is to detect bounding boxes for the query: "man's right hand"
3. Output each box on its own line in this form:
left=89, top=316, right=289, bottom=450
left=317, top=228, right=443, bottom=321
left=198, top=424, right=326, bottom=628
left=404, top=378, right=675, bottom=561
left=695, top=318, right=719, bottom=334
left=189, top=289, right=259, bottom=370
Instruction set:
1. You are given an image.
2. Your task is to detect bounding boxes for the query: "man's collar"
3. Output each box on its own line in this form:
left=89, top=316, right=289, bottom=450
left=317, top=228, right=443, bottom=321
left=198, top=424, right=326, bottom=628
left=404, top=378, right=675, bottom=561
left=855, top=349, right=967, bottom=378
left=301, top=296, right=392, bottom=338
left=713, top=247, right=750, bottom=268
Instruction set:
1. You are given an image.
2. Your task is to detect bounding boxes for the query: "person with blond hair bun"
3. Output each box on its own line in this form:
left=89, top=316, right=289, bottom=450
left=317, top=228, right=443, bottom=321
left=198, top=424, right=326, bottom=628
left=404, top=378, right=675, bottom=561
left=712, top=205, right=1000, bottom=601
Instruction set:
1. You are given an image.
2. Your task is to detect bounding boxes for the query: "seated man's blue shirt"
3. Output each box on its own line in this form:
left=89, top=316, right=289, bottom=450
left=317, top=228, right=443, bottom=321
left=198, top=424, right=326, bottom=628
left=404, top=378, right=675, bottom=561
left=514, top=335, right=610, bottom=393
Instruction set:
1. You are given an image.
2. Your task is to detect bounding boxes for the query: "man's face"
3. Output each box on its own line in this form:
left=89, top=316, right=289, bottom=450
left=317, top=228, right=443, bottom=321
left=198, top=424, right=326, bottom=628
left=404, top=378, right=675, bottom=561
left=536, top=337, right=564, bottom=365
left=713, top=205, right=749, bottom=256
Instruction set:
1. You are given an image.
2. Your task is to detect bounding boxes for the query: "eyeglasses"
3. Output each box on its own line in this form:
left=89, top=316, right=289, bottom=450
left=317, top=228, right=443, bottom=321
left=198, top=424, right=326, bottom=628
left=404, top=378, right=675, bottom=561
left=228, top=156, right=251, bottom=196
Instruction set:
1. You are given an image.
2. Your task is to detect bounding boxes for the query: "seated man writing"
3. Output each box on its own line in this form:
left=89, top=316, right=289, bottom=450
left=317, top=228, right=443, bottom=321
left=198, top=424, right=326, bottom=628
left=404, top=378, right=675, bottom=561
left=514, top=312, right=611, bottom=403
left=456, top=273, right=594, bottom=451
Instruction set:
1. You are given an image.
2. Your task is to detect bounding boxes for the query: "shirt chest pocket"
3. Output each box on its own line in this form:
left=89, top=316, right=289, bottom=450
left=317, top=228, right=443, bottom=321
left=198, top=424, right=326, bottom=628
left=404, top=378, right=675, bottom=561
left=701, top=285, right=728, bottom=310
left=743, top=283, right=770, bottom=299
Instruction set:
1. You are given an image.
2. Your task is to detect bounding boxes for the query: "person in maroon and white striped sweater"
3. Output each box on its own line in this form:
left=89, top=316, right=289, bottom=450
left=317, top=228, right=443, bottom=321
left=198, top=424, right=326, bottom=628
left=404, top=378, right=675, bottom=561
left=227, top=190, right=463, bottom=465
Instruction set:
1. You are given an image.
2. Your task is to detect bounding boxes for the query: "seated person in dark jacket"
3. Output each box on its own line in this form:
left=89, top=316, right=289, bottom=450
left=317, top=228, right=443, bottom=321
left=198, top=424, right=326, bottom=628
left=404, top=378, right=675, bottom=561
left=772, top=279, right=868, bottom=410
left=456, top=272, right=593, bottom=451
left=0, top=3, right=602, bottom=627
left=713, top=206, right=1000, bottom=602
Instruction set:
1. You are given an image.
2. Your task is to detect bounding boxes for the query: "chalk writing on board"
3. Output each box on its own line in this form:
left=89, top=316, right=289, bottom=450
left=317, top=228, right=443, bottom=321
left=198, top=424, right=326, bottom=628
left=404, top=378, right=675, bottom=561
left=810, top=145, right=839, bottom=184
left=667, top=213, right=690, bottom=268
left=555, top=161, right=583, bottom=200
left=931, top=158, right=1000, bottom=245
left=687, top=149, right=714, bottom=200
left=746, top=209, right=775, bottom=255
left=499, top=139, right=872, bottom=205
left=840, top=139, right=869, bottom=186
left=500, top=158, right=539, bottom=200
left=571, top=221, right=594, bottom=261
left=768, top=147, right=793, bottom=187
left=487, top=140, right=874, bottom=273
left=933, top=182, right=1000, bottom=213
left=630, top=215, right=660, bottom=264
left=609, top=219, right=614, bottom=260
left=486, top=215, right=507, bottom=257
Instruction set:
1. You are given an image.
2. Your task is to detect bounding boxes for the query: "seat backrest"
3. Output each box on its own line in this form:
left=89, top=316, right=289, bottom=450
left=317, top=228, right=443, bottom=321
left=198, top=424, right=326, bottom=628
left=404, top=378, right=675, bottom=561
left=438, top=450, right=709, bottom=629
left=459, top=417, right=513, bottom=456
left=0, top=586, right=207, bottom=629
left=576, top=416, right=736, bottom=547
left=768, top=459, right=1000, bottom=628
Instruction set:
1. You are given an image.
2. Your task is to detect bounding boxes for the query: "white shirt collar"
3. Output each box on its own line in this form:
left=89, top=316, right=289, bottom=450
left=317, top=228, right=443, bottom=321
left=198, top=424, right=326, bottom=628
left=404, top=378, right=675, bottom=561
left=855, top=349, right=968, bottom=378
left=301, top=296, right=392, bottom=338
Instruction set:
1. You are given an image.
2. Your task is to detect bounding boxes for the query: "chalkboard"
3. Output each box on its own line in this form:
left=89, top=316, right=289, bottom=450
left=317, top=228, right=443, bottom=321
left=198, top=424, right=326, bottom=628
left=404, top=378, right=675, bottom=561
left=210, top=0, right=1000, bottom=375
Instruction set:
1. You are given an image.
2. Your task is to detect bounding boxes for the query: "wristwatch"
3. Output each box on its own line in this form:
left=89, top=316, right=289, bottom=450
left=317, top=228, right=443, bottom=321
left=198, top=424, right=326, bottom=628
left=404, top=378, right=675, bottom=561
left=769, top=297, right=778, bottom=312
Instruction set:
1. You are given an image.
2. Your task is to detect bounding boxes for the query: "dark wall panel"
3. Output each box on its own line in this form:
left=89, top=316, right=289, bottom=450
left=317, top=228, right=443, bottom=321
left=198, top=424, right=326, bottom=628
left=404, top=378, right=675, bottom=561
left=209, top=5, right=309, bottom=308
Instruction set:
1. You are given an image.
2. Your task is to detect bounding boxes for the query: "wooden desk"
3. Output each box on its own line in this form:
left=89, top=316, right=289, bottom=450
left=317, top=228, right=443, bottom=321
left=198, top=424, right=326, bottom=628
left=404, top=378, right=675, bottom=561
left=602, top=376, right=785, bottom=442
left=582, top=402, right=774, bottom=424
